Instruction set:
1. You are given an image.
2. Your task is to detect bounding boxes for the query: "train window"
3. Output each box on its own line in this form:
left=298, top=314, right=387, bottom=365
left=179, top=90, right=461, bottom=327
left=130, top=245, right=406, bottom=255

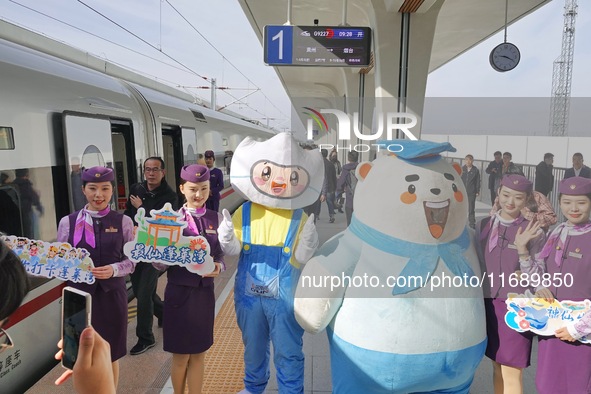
left=0, top=167, right=57, bottom=240
left=63, top=115, right=114, bottom=211
left=0, top=127, right=15, bottom=150
left=182, top=128, right=198, bottom=165
left=191, top=110, right=207, bottom=123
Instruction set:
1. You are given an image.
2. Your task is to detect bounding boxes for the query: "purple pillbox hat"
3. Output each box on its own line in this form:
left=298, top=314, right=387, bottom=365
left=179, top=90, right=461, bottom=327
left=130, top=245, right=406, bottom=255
left=180, top=164, right=210, bottom=183
left=559, top=176, right=591, bottom=195
left=500, top=174, right=532, bottom=192
left=204, top=150, right=215, bottom=158
left=81, top=166, right=114, bottom=182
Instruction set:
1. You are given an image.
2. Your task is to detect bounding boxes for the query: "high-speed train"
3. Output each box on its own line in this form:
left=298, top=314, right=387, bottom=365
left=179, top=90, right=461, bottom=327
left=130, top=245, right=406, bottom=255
left=0, top=21, right=273, bottom=393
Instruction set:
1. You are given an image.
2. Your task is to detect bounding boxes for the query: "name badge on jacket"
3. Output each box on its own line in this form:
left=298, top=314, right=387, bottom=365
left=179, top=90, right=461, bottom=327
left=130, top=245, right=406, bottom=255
left=105, top=226, right=119, bottom=233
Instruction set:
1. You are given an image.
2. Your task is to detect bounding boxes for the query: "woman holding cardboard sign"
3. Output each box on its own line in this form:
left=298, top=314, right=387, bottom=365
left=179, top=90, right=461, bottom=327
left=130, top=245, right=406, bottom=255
left=517, top=176, right=591, bottom=394
left=56, top=166, right=135, bottom=389
left=161, top=164, right=224, bottom=394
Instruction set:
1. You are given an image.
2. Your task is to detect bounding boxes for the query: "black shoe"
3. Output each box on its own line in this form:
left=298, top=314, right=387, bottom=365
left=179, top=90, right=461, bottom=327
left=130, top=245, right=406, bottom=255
left=329, top=217, right=335, bottom=223
left=338, top=208, right=344, bottom=213
left=130, top=341, right=156, bottom=355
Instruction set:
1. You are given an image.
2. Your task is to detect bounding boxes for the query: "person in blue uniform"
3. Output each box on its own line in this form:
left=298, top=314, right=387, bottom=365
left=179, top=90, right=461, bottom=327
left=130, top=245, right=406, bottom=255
left=56, top=166, right=135, bottom=389
left=161, top=164, right=224, bottom=394
left=476, top=174, right=546, bottom=393
left=204, top=150, right=224, bottom=212
left=518, top=176, right=591, bottom=393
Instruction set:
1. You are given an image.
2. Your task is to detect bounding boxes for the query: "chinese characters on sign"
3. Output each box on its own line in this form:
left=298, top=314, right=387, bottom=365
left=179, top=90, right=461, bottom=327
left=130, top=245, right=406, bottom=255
left=505, top=292, right=591, bottom=344
left=123, top=203, right=215, bottom=275
left=1, top=235, right=95, bottom=284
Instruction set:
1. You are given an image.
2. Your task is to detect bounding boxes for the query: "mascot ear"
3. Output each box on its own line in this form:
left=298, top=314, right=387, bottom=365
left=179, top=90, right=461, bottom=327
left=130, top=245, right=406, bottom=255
left=452, top=162, right=462, bottom=176
left=356, top=162, right=373, bottom=181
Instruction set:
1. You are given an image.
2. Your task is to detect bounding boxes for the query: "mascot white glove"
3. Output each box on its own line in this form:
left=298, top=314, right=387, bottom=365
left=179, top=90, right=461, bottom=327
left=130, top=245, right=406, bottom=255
left=218, top=209, right=241, bottom=256
left=294, top=214, right=319, bottom=264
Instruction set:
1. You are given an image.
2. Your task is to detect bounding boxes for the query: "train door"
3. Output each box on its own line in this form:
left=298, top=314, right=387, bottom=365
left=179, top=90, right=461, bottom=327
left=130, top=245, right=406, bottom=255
left=162, top=126, right=197, bottom=204
left=62, top=114, right=137, bottom=213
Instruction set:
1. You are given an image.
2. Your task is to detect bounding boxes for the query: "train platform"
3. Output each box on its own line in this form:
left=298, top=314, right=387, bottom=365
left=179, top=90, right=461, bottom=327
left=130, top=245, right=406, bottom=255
left=27, top=200, right=540, bottom=394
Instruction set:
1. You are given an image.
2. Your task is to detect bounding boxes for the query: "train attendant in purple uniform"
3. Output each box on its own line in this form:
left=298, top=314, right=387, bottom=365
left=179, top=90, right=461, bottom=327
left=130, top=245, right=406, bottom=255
left=162, top=164, right=224, bottom=394
left=519, top=177, right=591, bottom=393
left=475, top=174, right=546, bottom=393
left=56, top=166, right=135, bottom=389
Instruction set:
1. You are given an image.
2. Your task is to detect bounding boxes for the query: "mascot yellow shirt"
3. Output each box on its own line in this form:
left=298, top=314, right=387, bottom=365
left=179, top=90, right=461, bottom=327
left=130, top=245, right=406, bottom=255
left=231, top=202, right=308, bottom=267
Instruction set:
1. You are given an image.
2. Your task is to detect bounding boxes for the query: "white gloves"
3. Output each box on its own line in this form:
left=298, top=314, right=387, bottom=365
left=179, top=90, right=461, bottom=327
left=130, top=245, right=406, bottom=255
left=294, top=214, right=319, bottom=264
left=218, top=209, right=241, bottom=256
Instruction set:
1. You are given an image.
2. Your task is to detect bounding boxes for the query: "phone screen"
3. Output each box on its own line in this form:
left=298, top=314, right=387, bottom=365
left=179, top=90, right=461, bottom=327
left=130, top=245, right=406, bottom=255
left=62, top=288, right=90, bottom=369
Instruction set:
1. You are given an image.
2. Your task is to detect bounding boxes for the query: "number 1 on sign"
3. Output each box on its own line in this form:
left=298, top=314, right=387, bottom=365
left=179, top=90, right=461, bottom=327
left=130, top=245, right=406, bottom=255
left=272, top=30, right=283, bottom=60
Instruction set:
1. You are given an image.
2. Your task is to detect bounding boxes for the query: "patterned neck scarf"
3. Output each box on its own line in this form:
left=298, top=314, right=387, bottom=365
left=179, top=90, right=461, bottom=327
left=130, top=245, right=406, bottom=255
left=484, top=211, right=525, bottom=253
left=539, top=221, right=591, bottom=267
left=73, top=205, right=110, bottom=248
left=181, top=205, right=206, bottom=235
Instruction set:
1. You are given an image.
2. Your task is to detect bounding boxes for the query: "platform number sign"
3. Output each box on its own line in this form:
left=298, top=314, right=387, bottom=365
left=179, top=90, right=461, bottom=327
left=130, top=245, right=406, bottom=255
left=264, top=25, right=371, bottom=67
left=264, top=25, right=293, bottom=65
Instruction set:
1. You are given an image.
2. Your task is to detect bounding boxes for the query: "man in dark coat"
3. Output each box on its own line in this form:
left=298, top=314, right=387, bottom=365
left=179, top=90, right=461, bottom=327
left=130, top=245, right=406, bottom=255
left=535, top=153, right=555, bottom=197
left=125, top=157, right=178, bottom=355
left=485, top=151, right=502, bottom=204
left=321, top=149, right=337, bottom=223
left=461, top=154, right=480, bottom=229
left=564, top=152, right=591, bottom=179
left=336, top=151, right=359, bottom=227
left=204, top=150, right=225, bottom=212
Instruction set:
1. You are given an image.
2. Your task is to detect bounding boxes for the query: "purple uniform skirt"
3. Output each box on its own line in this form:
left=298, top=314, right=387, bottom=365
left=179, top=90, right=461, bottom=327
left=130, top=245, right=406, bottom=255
left=91, top=286, right=128, bottom=362
left=485, top=298, right=533, bottom=368
left=536, top=336, right=591, bottom=393
left=163, top=283, right=215, bottom=354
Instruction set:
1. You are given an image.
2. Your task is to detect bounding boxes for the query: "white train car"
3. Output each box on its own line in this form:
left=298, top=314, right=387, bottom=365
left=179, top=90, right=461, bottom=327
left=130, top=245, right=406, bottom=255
left=0, top=21, right=272, bottom=393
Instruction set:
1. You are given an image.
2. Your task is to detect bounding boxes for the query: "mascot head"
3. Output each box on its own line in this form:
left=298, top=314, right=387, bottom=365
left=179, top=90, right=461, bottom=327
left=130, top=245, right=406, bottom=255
left=230, top=133, right=324, bottom=209
left=353, top=140, right=468, bottom=243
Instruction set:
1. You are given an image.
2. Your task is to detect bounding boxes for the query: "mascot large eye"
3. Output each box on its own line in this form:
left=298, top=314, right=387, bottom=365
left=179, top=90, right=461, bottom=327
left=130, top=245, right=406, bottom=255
left=290, top=171, right=299, bottom=186
left=408, top=185, right=416, bottom=194
left=262, top=166, right=271, bottom=181
left=452, top=183, right=458, bottom=192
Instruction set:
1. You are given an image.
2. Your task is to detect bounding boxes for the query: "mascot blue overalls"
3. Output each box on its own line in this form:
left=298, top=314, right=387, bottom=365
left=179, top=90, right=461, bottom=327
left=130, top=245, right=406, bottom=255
left=218, top=133, right=324, bottom=394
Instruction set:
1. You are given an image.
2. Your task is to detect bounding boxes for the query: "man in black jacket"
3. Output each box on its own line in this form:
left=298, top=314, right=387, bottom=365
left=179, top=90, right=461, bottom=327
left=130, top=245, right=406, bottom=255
left=124, top=157, right=178, bottom=355
left=535, top=153, right=554, bottom=197
left=485, top=151, right=502, bottom=204
left=461, top=154, right=480, bottom=229
left=564, top=153, right=591, bottom=179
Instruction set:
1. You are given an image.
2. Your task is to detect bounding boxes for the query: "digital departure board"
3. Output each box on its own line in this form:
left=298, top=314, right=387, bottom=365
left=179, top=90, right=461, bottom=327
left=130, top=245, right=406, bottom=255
left=264, top=25, right=372, bottom=67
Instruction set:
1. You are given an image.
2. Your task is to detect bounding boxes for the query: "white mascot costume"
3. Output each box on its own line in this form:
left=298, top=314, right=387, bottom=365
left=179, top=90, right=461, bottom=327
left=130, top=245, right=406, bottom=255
left=218, top=133, right=324, bottom=394
left=294, top=140, right=486, bottom=393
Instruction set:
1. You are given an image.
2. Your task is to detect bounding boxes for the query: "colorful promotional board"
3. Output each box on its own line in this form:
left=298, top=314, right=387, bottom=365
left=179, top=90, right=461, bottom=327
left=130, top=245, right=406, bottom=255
left=1, top=235, right=95, bottom=284
left=505, top=292, right=591, bottom=344
left=123, top=203, right=215, bottom=275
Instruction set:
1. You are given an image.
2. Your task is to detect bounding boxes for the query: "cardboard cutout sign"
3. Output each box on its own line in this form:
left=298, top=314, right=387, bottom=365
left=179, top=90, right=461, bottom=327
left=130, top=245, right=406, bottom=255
left=123, top=203, right=215, bottom=275
left=1, top=235, right=95, bottom=284
left=505, top=292, right=591, bottom=344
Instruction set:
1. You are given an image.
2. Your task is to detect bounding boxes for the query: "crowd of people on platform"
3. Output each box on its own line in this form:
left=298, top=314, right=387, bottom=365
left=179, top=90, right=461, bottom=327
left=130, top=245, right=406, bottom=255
left=2, top=145, right=591, bottom=394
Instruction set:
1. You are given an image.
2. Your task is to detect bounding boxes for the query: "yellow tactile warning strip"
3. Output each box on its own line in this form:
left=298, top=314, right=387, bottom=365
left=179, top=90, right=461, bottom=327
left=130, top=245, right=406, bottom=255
left=202, top=289, right=246, bottom=393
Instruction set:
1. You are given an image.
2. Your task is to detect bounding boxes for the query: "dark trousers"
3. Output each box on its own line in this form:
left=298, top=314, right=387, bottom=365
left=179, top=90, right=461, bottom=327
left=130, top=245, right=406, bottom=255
left=490, top=189, right=497, bottom=206
left=345, top=207, right=353, bottom=227
left=467, top=193, right=477, bottom=228
left=325, top=191, right=336, bottom=217
left=130, top=263, right=163, bottom=344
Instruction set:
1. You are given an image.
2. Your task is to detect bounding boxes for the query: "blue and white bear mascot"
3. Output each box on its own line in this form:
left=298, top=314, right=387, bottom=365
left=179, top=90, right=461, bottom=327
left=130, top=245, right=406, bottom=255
left=294, top=140, right=486, bottom=393
left=218, top=133, right=324, bottom=394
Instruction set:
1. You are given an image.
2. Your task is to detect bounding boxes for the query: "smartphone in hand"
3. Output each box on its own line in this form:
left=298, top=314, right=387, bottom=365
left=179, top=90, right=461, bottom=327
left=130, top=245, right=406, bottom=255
left=61, top=287, right=91, bottom=369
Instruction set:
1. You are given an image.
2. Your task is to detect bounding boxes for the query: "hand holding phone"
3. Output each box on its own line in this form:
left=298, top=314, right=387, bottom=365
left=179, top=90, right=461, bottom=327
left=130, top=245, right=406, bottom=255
left=55, top=327, right=116, bottom=394
left=61, top=287, right=91, bottom=370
